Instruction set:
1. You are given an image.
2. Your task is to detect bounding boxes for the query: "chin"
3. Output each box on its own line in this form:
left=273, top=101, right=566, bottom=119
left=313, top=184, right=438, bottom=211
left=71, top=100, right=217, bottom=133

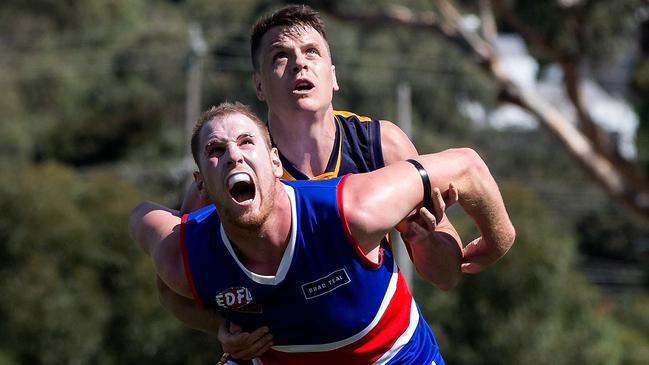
left=224, top=213, right=259, bottom=229
left=224, top=206, right=269, bottom=230
left=294, top=98, right=323, bottom=111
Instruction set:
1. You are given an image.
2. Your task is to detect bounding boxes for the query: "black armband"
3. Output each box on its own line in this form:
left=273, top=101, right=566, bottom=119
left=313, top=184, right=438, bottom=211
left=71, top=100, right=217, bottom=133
left=406, top=159, right=431, bottom=211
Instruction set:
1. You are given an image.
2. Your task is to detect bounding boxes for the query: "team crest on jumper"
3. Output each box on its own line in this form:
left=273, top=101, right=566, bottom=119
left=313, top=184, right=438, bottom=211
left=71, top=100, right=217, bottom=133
left=215, top=287, right=253, bottom=309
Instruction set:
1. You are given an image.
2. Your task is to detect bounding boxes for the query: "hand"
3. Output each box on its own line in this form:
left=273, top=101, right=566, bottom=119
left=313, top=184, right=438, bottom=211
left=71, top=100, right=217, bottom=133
left=218, top=321, right=273, bottom=360
left=435, top=182, right=459, bottom=220
left=461, top=237, right=502, bottom=274
left=396, top=183, right=463, bottom=290
left=397, top=183, right=459, bottom=234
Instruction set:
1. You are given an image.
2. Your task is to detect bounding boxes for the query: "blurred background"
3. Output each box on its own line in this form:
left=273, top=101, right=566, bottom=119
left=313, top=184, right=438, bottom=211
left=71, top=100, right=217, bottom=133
left=1, top=0, right=648, bottom=364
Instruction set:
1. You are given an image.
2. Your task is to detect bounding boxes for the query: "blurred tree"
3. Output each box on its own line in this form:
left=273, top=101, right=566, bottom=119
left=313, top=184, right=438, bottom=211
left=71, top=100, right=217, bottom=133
left=0, top=0, right=188, bottom=166
left=0, top=163, right=216, bottom=364
left=319, top=0, right=649, bottom=221
left=1, top=0, right=647, bottom=363
left=632, top=17, right=649, bottom=177
left=0, top=80, right=30, bottom=163
left=416, top=183, right=622, bottom=364
left=610, top=293, right=649, bottom=364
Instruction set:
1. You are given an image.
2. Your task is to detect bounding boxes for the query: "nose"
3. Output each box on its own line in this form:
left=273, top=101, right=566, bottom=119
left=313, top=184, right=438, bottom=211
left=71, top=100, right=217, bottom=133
left=225, top=143, right=243, bottom=167
left=292, top=52, right=307, bottom=73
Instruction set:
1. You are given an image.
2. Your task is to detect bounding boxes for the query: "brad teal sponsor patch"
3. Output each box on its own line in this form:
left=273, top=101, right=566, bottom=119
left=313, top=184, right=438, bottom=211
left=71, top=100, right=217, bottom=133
left=301, top=269, right=351, bottom=299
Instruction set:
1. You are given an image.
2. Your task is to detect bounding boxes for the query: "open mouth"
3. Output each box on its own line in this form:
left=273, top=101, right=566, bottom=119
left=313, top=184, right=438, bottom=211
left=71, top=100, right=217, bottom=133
left=227, top=173, right=256, bottom=203
left=294, top=80, right=314, bottom=92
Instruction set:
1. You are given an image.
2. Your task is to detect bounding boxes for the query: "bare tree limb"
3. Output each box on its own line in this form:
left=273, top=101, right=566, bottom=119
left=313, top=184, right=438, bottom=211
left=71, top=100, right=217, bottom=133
left=322, top=0, right=649, bottom=220
left=479, top=0, right=498, bottom=44
left=491, top=0, right=610, bottom=156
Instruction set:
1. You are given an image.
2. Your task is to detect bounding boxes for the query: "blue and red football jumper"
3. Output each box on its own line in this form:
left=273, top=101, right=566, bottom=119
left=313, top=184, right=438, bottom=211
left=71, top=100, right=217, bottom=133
left=181, top=176, right=445, bottom=364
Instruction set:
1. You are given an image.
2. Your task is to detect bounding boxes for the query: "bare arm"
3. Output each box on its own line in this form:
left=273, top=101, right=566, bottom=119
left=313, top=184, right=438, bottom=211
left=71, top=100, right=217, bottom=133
left=380, top=120, right=463, bottom=290
left=132, top=200, right=273, bottom=359
left=129, top=201, right=191, bottom=298
left=343, top=148, right=515, bottom=270
left=156, top=276, right=220, bottom=333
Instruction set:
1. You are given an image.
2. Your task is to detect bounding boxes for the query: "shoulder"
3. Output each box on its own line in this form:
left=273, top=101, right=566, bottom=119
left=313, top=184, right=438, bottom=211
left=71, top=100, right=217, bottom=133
left=282, top=178, right=342, bottom=208
left=129, top=200, right=182, bottom=254
left=333, top=111, right=417, bottom=166
left=334, top=110, right=373, bottom=123
left=334, top=110, right=379, bottom=135
left=184, top=204, right=217, bottom=224
left=378, top=120, right=418, bottom=165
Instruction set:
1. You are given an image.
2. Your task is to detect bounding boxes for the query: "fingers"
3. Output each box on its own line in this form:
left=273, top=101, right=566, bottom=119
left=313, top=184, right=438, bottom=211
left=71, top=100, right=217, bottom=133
left=461, top=238, right=488, bottom=274
left=431, top=187, right=445, bottom=222
left=228, top=321, right=242, bottom=334
left=230, top=330, right=274, bottom=360
left=461, top=261, right=485, bottom=274
left=428, top=183, right=458, bottom=223
left=418, top=207, right=437, bottom=232
left=409, top=219, right=428, bottom=238
left=401, top=185, right=451, bottom=240
left=218, top=323, right=274, bottom=360
left=446, top=183, right=459, bottom=206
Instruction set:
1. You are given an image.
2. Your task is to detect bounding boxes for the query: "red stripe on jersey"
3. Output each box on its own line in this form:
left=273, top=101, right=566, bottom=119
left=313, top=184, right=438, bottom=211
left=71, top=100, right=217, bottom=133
left=337, top=173, right=383, bottom=268
left=257, top=272, right=413, bottom=364
left=179, top=214, right=205, bottom=309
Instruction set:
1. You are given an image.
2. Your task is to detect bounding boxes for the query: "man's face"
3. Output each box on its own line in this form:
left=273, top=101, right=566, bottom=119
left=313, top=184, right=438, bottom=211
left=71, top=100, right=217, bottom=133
left=195, top=113, right=283, bottom=228
left=253, top=25, right=339, bottom=116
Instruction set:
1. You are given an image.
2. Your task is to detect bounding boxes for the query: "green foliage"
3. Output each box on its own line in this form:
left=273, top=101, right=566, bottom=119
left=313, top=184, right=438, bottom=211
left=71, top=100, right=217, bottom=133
left=417, top=183, right=621, bottom=364
left=506, top=0, right=642, bottom=63
left=0, top=163, right=216, bottom=364
left=0, top=0, right=647, bottom=362
left=609, top=294, right=649, bottom=364
left=577, top=207, right=649, bottom=261
left=632, top=57, right=649, bottom=174
left=0, top=0, right=186, bottom=166
left=0, top=80, right=31, bottom=163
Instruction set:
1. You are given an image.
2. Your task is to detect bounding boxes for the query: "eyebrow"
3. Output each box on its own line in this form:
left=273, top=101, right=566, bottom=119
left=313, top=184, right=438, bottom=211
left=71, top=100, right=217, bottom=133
left=267, top=43, right=288, bottom=53
left=237, top=132, right=256, bottom=140
left=203, top=132, right=256, bottom=151
left=301, top=42, right=320, bottom=49
left=269, top=39, right=320, bottom=50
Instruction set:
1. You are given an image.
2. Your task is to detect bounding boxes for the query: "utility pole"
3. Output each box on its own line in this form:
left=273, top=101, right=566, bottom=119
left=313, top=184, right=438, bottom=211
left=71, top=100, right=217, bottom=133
left=395, top=81, right=414, bottom=288
left=177, top=22, right=208, bottom=200
left=185, top=22, right=207, bottom=160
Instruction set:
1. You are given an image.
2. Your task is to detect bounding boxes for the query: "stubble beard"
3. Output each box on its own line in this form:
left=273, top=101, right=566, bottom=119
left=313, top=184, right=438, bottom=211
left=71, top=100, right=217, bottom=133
left=223, top=183, right=276, bottom=230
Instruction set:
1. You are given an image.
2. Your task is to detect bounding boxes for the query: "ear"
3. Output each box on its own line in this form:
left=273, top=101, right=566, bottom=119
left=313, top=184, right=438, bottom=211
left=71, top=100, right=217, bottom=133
left=252, top=72, right=266, bottom=101
left=193, top=170, right=208, bottom=200
left=270, top=147, right=283, bottom=178
left=331, top=65, right=339, bottom=92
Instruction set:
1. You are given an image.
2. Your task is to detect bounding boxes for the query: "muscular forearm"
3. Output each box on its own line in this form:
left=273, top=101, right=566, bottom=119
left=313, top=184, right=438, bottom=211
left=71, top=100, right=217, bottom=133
left=418, top=149, right=515, bottom=259
left=156, top=276, right=221, bottom=334
left=344, top=148, right=514, bottom=258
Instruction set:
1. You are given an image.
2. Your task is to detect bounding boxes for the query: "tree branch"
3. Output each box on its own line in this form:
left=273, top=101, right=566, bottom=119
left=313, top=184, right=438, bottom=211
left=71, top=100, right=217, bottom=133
left=322, top=0, right=649, bottom=220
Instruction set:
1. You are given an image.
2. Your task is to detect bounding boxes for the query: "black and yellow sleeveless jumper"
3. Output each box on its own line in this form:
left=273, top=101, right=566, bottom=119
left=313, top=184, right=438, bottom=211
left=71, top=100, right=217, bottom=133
left=276, top=111, right=385, bottom=180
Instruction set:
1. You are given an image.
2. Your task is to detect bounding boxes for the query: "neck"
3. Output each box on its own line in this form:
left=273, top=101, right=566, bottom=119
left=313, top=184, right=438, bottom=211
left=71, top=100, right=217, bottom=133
left=267, top=107, right=336, bottom=177
left=221, top=181, right=292, bottom=275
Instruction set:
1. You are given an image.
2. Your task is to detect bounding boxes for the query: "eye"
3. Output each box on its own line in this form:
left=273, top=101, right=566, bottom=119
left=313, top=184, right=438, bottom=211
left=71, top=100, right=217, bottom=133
left=239, top=136, right=254, bottom=147
left=205, top=142, right=224, bottom=157
left=306, top=48, right=320, bottom=56
left=272, top=51, right=288, bottom=62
